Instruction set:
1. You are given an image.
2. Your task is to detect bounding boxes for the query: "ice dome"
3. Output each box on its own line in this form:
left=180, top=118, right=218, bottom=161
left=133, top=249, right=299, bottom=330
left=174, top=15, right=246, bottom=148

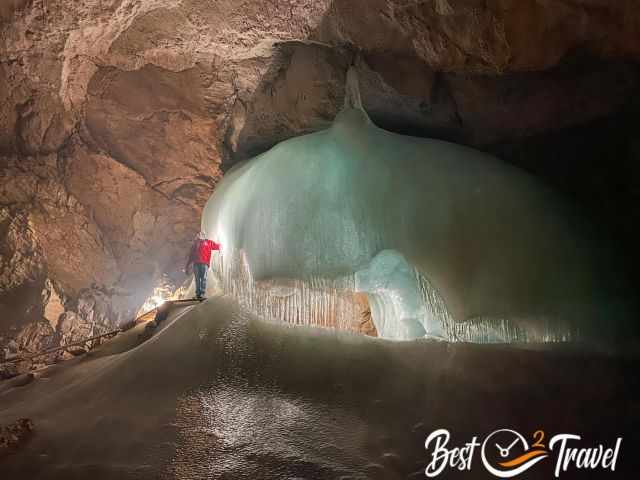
left=201, top=72, right=628, bottom=345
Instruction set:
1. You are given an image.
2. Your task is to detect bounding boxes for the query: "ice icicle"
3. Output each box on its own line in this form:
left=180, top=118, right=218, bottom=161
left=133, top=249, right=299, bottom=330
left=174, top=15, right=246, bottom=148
left=344, top=66, right=364, bottom=111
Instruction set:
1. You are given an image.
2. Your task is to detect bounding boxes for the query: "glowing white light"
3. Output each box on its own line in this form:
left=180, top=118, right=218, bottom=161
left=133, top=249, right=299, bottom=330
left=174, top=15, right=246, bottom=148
left=150, top=296, right=166, bottom=308
left=138, top=294, right=167, bottom=316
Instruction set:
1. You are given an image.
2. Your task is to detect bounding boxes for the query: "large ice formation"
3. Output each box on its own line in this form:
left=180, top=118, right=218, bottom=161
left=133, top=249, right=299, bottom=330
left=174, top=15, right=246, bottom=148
left=201, top=70, right=625, bottom=344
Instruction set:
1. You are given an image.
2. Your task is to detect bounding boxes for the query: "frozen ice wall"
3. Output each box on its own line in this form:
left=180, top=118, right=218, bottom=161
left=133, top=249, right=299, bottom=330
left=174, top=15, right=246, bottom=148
left=201, top=74, right=627, bottom=345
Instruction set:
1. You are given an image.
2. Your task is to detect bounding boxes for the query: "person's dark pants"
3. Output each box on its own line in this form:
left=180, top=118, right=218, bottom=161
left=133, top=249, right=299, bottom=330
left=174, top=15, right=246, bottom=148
left=194, top=263, right=208, bottom=298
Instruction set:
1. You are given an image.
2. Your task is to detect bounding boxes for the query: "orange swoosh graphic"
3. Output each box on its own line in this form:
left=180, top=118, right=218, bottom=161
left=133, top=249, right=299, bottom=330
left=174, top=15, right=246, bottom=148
left=499, top=450, right=548, bottom=468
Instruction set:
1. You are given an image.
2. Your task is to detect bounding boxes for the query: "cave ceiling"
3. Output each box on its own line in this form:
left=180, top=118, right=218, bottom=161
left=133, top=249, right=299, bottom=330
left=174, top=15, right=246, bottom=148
left=0, top=0, right=639, bottom=324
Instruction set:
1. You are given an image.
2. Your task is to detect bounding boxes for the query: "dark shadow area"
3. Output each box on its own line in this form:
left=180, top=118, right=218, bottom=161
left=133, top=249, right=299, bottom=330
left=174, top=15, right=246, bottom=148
left=489, top=105, right=640, bottom=312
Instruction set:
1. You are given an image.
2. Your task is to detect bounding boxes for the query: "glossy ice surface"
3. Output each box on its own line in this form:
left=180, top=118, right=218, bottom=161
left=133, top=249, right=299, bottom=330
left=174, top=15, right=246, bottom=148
left=1, top=298, right=637, bottom=479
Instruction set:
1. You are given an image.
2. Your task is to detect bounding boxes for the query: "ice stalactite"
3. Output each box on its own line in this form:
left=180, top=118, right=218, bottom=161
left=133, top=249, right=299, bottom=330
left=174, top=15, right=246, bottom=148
left=209, top=249, right=368, bottom=333
left=202, top=67, right=628, bottom=345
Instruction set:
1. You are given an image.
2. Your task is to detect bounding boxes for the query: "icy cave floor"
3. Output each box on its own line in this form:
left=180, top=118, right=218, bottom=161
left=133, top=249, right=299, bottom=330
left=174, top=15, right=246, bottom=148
left=0, top=295, right=639, bottom=479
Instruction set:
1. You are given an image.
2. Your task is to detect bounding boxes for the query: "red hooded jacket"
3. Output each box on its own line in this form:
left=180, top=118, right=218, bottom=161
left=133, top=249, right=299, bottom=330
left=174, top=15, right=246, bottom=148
left=188, top=239, right=221, bottom=266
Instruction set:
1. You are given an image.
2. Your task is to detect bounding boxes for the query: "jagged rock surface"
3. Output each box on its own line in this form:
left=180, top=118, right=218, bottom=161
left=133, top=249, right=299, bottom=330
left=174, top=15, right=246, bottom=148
left=1, top=0, right=639, bottom=363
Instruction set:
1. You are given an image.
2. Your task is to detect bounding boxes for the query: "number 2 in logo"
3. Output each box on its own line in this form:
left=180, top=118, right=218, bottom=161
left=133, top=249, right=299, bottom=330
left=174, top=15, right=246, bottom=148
left=532, top=430, right=545, bottom=449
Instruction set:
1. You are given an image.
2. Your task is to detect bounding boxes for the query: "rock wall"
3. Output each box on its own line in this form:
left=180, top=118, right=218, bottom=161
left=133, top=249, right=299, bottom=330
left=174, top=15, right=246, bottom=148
left=1, top=0, right=639, bottom=364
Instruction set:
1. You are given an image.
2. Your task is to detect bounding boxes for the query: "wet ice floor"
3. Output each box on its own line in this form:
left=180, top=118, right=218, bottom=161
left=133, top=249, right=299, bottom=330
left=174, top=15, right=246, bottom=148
left=171, top=384, right=377, bottom=478
left=0, top=296, right=639, bottom=479
left=168, top=307, right=425, bottom=479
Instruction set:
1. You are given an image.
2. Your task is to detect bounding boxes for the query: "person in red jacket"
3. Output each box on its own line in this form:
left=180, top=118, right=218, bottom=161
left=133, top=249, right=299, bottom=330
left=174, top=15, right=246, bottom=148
left=185, top=231, right=221, bottom=299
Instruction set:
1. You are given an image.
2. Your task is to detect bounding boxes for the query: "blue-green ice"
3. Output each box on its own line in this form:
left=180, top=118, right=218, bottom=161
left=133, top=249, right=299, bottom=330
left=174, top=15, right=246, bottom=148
left=201, top=71, right=625, bottom=345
